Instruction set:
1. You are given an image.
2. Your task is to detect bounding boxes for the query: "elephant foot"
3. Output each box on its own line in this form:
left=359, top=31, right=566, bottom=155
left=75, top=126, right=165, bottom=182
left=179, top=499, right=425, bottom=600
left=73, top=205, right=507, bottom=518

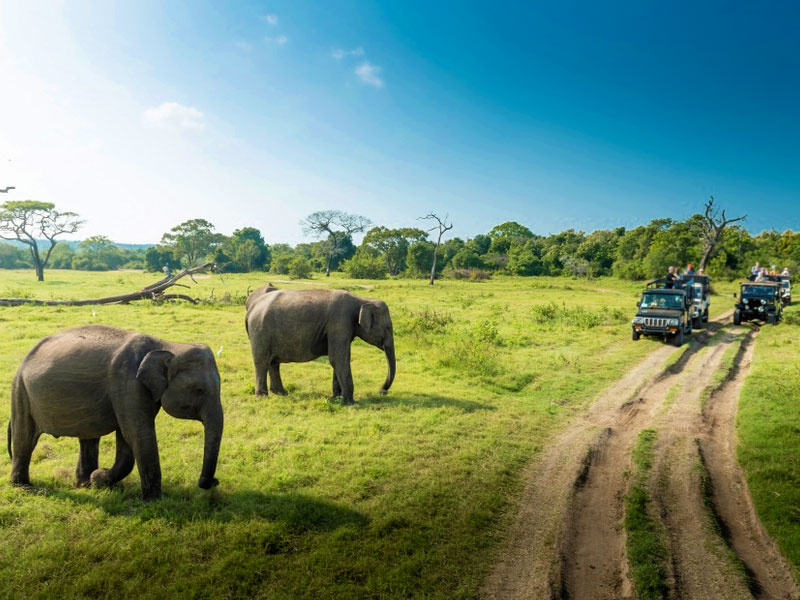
left=378, top=388, right=389, bottom=396
left=90, top=468, right=115, bottom=488
left=255, top=388, right=269, bottom=397
left=341, top=398, right=355, bottom=406
left=75, top=477, right=92, bottom=489
left=141, top=486, right=162, bottom=502
left=198, top=476, right=219, bottom=490
left=270, top=387, right=288, bottom=396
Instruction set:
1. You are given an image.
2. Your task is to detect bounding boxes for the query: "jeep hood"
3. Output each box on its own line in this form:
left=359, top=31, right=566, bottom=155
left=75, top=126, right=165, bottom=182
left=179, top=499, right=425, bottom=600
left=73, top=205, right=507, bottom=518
left=636, top=308, right=683, bottom=319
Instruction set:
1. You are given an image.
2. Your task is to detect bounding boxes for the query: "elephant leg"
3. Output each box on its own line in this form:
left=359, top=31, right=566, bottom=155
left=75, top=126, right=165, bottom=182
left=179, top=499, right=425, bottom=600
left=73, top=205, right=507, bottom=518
left=117, top=423, right=161, bottom=501
left=76, top=438, right=100, bottom=488
left=269, top=363, right=288, bottom=395
left=254, top=355, right=270, bottom=396
left=331, top=370, right=342, bottom=397
left=90, top=429, right=135, bottom=488
left=10, top=416, right=39, bottom=486
left=329, top=344, right=354, bottom=405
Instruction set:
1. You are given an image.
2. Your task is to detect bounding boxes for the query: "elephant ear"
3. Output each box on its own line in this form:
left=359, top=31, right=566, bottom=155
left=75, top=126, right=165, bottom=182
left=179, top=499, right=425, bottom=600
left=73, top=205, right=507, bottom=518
left=358, top=303, right=377, bottom=333
left=136, top=350, right=175, bottom=403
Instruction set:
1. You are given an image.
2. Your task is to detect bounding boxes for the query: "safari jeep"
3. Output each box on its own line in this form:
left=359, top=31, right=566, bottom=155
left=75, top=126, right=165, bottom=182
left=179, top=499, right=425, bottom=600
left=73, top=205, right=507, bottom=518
left=632, top=283, right=693, bottom=346
left=778, top=276, right=791, bottom=306
left=734, top=281, right=782, bottom=325
left=679, top=274, right=711, bottom=328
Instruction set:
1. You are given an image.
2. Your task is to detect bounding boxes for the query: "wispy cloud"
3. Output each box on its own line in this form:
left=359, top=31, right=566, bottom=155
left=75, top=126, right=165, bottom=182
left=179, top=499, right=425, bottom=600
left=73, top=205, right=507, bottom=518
left=262, top=14, right=278, bottom=26
left=265, top=35, right=288, bottom=46
left=234, top=40, right=253, bottom=53
left=355, top=62, right=384, bottom=88
left=332, top=47, right=364, bottom=60
left=142, top=102, right=205, bottom=131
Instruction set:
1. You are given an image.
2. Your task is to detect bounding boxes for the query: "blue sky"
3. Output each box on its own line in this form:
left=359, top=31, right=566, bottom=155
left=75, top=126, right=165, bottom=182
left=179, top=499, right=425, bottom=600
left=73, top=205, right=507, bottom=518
left=0, top=1, right=798, bottom=243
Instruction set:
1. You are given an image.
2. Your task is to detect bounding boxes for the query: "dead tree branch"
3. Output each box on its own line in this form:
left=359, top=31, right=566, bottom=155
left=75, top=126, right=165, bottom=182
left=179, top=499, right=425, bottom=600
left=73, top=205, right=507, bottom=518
left=0, top=263, right=215, bottom=307
left=418, top=213, right=453, bottom=285
left=699, top=196, right=746, bottom=271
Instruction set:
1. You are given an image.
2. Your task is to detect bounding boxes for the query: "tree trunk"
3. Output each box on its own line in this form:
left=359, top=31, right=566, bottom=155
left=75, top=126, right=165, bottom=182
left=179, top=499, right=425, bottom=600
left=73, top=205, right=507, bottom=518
left=699, top=243, right=714, bottom=272
left=429, top=242, right=439, bottom=285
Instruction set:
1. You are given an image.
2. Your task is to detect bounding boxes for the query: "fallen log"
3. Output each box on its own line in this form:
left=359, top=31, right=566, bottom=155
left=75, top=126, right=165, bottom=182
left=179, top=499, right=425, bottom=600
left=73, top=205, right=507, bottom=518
left=0, top=263, right=215, bottom=307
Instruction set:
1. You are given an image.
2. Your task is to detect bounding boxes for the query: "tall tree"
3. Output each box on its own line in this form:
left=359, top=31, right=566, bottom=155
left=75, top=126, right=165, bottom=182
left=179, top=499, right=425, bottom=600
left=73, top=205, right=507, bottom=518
left=361, top=226, right=428, bottom=275
left=301, top=210, right=371, bottom=276
left=418, top=213, right=453, bottom=285
left=0, top=200, right=83, bottom=280
left=699, top=196, right=746, bottom=271
left=161, top=219, right=222, bottom=266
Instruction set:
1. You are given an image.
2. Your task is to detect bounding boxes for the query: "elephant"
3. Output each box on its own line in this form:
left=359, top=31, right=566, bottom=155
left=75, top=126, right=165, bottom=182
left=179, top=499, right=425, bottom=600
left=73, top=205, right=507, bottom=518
left=245, top=285, right=396, bottom=404
left=7, top=324, right=223, bottom=501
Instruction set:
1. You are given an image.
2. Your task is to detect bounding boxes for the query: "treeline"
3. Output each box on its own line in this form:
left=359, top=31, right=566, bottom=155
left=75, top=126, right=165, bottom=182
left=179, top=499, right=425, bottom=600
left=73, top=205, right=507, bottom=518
left=2, top=214, right=799, bottom=280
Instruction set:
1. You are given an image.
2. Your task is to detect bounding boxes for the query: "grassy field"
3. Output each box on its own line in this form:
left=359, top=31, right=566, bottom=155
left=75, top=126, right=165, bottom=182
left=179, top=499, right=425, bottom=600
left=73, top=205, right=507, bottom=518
left=0, top=269, right=737, bottom=599
left=736, top=303, right=800, bottom=580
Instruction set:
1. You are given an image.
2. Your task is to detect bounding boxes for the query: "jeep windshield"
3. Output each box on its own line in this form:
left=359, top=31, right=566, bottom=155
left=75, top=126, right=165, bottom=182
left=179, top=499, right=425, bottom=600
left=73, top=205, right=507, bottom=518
left=742, top=286, right=775, bottom=298
left=640, top=293, right=683, bottom=310
left=781, top=281, right=790, bottom=289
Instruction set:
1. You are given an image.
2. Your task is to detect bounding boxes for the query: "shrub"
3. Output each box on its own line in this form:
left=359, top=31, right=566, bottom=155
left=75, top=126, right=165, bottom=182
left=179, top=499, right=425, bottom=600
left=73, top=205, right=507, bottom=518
left=343, top=253, right=388, bottom=279
left=530, top=302, right=607, bottom=329
left=288, top=257, right=312, bottom=279
left=445, top=267, right=492, bottom=281
left=404, top=310, right=454, bottom=334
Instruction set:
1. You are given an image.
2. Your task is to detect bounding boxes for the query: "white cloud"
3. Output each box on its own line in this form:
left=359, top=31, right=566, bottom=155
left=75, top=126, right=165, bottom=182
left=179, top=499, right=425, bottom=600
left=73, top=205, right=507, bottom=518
left=262, top=14, right=278, bottom=26
left=265, top=35, right=288, bottom=46
left=355, top=62, right=384, bottom=88
left=332, top=47, right=364, bottom=60
left=142, top=102, right=205, bottom=131
left=234, top=40, right=252, bottom=53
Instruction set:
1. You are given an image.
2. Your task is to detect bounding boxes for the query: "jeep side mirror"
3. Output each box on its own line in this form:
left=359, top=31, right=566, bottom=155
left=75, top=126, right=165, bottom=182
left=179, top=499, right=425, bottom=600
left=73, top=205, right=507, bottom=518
left=636, top=301, right=641, bottom=307
left=733, top=293, right=737, bottom=298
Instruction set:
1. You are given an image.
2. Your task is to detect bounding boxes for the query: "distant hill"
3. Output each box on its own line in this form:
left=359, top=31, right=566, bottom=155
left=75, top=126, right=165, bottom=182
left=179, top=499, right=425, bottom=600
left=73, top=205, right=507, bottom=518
left=0, top=239, right=154, bottom=250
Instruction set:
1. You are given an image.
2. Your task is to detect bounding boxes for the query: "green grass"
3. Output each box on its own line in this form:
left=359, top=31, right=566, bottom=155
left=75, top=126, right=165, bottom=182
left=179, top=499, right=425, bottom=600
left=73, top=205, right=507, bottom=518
left=0, top=270, right=731, bottom=598
left=625, top=428, right=670, bottom=600
left=736, top=303, right=800, bottom=583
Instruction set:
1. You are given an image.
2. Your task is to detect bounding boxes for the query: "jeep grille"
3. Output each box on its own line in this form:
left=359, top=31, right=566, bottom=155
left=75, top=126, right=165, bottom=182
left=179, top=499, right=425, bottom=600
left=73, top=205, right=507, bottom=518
left=644, top=317, right=669, bottom=328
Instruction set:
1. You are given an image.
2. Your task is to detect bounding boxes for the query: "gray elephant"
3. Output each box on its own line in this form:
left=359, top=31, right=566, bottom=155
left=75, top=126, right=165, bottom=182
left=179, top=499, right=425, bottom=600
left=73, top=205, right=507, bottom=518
left=7, top=324, right=223, bottom=501
left=245, top=285, right=396, bottom=404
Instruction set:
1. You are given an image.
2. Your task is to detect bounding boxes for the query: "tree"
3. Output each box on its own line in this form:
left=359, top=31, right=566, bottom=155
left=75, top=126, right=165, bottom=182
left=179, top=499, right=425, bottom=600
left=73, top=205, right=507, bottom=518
left=145, top=246, right=181, bottom=273
left=301, top=211, right=371, bottom=276
left=160, top=219, right=222, bottom=266
left=72, top=235, right=124, bottom=271
left=0, top=200, right=83, bottom=281
left=699, top=196, right=746, bottom=271
left=488, top=221, right=534, bottom=254
left=418, top=213, right=453, bottom=285
left=360, top=226, right=428, bottom=275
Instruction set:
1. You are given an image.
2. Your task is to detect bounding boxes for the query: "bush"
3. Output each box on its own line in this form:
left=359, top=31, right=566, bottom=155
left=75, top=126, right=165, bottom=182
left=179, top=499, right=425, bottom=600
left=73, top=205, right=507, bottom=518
left=530, top=302, right=606, bottom=329
left=343, top=253, right=388, bottom=279
left=288, top=257, right=312, bottom=279
left=445, top=267, right=492, bottom=281
left=403, top=310, right=454, bottom=334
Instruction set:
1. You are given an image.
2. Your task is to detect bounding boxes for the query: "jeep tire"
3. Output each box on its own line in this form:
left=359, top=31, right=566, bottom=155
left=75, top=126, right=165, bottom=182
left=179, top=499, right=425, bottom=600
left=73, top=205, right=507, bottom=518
left=672, top=329, right=684, bottom=347
left=733, top=310, right=741, bottom=326
left=632, top=329, right=641, bottom=341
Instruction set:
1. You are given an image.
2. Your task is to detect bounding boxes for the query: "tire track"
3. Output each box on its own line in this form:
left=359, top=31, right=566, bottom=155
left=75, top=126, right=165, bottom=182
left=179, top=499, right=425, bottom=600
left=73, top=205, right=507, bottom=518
left=699, top=333, right=800, bottom=599
left=482, top=316, right=728, bottom=600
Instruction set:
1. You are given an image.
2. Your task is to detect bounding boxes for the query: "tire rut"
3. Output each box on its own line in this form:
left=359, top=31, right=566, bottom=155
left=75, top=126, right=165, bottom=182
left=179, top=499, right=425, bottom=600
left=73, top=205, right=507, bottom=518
left=482, top=316, right=728, bottom=600
left=699, top=332, right=800, bottom=599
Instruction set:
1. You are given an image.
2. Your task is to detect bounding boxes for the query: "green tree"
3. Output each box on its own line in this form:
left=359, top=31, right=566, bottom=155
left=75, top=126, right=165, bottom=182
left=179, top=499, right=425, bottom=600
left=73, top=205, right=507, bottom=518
left=160, top=219, right=222, bottom=266
left=288, top=256, right=312, bottom=279
left=0, top=200, right=83, bottom=280
left=406, top=241, right=436, bottom=278
left=301, top=211, right=371, bottom=276
left=0, top=242, right=29, bottom=268
left=145, top=246, right=181, bottom=273
left=361, top=226, right=428, bottom=275
left=72, top=235, right=124, bottom=271
left=488, top=221, right=534, bottom=254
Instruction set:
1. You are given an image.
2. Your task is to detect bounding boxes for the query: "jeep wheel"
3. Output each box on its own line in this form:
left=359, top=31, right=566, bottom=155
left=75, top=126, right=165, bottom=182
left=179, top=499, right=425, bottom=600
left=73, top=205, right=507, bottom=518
left=672, top=330, right=684, bottom=347
left=703, top=307, right=709, bottom=323
left=693, top=315, right=702, bottom=329
left=767, top=314, right=776, bottom=325
left=632, top=330, right=641, bottom=341
left=733, top=310, right=741, bottom=326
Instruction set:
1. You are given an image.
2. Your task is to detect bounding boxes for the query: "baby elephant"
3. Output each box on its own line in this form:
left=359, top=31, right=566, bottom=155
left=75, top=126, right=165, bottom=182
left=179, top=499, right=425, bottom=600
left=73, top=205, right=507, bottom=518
left=245, top=285, right=396, bottom=404
left=7, top=324, right=223, bottom=501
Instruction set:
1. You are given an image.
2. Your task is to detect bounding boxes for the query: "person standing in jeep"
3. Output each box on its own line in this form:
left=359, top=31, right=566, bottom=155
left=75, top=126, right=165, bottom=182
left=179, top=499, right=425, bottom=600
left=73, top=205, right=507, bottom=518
left=665, top=266, right=677, bottom=289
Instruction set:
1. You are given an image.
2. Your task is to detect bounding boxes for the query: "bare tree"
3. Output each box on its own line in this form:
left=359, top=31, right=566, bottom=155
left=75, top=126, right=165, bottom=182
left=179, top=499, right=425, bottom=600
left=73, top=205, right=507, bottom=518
left=0, top=186, right=15, bottom=193
left=698, top=196, right=746, bottom=272
left=301, top=210, right=371, bottom=276
left=419, top=213, right=453, bottom=285
left=0, top=200, right=83, bottom=281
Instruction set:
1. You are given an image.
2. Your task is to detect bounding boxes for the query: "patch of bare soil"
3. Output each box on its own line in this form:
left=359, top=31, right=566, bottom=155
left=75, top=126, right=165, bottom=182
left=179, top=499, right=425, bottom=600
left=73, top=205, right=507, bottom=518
left=700, top=335, right=800, bottom=599
left=483, top=312, right=799, bottom=600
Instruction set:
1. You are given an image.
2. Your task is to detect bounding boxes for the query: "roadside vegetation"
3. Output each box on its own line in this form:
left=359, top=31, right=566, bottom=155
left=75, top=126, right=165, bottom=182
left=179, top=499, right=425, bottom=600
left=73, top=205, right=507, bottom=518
left=0, top=270, right=664, bottom=599
left=737, top=303, right=800, bottom=579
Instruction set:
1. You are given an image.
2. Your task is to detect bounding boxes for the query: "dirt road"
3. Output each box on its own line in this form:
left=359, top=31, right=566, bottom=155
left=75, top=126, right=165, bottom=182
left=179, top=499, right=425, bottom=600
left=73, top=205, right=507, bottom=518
left=482, top=315, right=800, bottom=600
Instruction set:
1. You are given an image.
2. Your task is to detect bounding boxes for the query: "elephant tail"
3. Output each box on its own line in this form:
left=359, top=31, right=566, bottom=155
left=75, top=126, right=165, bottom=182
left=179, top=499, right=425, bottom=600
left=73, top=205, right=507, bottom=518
left=6, top=420, right=11, bottom=460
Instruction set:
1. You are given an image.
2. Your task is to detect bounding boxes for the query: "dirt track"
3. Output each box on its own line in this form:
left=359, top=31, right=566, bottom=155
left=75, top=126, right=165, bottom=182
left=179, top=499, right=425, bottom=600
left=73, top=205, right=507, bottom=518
left=482, top=315, right=800, bottom=600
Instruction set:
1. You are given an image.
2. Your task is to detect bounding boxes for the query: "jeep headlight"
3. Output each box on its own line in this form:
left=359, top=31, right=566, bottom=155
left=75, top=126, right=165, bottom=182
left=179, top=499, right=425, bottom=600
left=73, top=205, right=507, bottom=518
left=632, top=317, right=645, bottom=324
left=668, top=318, right=680, bottom=326
left=758, top=306, right=765, bottom=312
left=761, top=299, right=766, bottom=305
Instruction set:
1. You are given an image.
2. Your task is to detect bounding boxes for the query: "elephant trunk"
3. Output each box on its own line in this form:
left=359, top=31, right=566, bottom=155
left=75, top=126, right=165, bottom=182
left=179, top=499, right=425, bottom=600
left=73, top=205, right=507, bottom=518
left=197, top=402, right=223, bottom=490
left=380, top=338, right=396, bottom=394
